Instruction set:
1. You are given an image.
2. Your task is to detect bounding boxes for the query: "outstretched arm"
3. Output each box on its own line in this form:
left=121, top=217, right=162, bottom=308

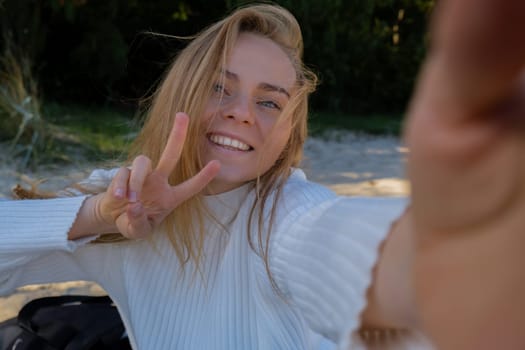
left=360, top=0, right=525, bottom=347
left=405, top=0, right=525, bottom=348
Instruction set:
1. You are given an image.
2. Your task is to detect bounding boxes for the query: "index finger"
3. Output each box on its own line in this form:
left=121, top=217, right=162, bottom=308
left=156, top=112, right=189, bottom=177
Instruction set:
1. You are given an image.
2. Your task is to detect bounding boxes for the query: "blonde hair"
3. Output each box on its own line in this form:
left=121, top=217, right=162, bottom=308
left=129, top=3, right=317, bottom=281
left=67, top=5, right=315, bottom=285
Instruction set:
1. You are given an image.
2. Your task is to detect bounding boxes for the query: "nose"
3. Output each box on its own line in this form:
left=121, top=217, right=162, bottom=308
left=223, top=94, right=255, bottom=125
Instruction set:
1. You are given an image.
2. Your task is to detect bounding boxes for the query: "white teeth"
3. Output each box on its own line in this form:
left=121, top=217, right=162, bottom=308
left=209, top=134, right=250, bottom=151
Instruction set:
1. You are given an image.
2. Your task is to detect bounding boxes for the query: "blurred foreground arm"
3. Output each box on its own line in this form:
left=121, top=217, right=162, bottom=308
left=405, top=0, right=525, bottom=348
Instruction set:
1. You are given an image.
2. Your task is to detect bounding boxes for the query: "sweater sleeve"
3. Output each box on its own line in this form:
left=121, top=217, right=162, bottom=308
left=0, top=196, right=103, bottom=293
left=0, top=168, right=121, bottom=295
left=0, top=196, right=91, bottom=256
left=270, top=189, right=407, bottom=348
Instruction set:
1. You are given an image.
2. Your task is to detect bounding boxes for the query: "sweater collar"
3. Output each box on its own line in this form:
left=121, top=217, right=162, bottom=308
left=201, top=169, right=306, bottom=221
left=203, top=182, right=254, bottom=220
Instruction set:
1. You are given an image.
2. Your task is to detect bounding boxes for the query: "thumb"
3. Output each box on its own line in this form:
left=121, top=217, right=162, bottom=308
left=429, top=0, right=525, bottom=113
left=169, top=160, right=221, bottom=207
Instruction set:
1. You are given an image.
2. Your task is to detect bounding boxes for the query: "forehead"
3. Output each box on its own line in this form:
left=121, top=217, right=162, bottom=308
left=225, top=33, right=297, bottom=90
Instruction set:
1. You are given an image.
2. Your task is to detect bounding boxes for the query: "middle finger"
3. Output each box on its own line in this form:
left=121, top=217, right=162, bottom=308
left=128, top=155, right=153, bottom=202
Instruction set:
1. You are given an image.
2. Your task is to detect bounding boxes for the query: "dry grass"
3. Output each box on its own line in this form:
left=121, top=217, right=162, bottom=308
left=0, top=36, right=48, bottom=168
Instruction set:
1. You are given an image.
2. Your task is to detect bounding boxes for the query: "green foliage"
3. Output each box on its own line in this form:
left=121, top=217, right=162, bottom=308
left=0, top=0, right=47, bottom=61
left=0, top=0, right=434, bottom=122
left=43, top=102, right=138, bottom=162
left=274, top=0, right=434, bottom=114
left=228, top=0, right=433, bottom=114
left=309, top=111, right=404, bottom=136
left=172, top=2, right=192, bottom=21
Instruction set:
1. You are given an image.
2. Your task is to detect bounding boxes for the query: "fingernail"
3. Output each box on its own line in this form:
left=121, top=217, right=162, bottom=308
left=129, top=191, right=138, bottom=202
left=114, top=188, right=124, bottom=199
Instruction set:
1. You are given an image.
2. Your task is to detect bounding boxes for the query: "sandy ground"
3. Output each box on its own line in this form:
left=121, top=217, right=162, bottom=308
left=0, top=131, right=409, bottom=322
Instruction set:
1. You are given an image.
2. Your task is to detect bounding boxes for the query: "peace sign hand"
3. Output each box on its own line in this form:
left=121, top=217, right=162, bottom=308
left=98, top=112, right=220, bottom=239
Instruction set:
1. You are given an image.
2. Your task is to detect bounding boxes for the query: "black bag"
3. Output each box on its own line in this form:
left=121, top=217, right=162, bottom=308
left=0, top=295, right=131, bottom=350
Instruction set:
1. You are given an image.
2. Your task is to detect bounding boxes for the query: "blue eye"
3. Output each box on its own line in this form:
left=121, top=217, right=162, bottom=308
left=213, top=83, right=231, bottom=96
left=259, top=100, right=281, bottom=110
left=213, top=83, right=224, bottom=92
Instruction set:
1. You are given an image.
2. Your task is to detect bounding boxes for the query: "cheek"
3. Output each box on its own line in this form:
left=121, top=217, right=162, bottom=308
left=198, top=109, right=216, bottom=155
left=273, top=126, right=292, bottom=151
left=261, top=119, right=292, bottom=161
left=201, top=103, right=214, bottom=123
left=200, top=108, right=217, bottom=135
left=259, top=112, right=292, bottom=138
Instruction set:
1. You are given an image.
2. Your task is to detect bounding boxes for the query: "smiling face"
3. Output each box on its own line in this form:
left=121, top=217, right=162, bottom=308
left=200, top=33, right=297, bottom=194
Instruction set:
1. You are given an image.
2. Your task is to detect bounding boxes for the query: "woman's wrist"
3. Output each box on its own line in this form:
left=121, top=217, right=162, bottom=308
left=68, top=193, right=118, bottom=240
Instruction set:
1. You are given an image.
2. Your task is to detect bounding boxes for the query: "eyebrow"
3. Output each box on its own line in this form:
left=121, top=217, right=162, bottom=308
left=223, top=69, right=291, bottom=99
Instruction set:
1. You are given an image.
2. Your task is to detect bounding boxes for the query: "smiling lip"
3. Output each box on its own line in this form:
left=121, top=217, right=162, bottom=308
left=207, top=133, right=253, bottom=151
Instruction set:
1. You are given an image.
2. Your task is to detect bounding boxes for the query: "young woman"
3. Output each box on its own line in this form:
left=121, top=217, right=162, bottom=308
left=2, top=1, right=525, bottom=349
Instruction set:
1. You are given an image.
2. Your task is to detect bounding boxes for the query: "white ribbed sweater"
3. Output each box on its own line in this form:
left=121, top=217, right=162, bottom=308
left=0, top=169, right=406, bottom=349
